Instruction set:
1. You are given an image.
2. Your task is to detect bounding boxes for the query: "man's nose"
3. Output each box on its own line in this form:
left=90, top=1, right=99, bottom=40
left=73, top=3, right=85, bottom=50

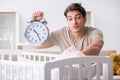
left=72, top=19, right=77, bottom=24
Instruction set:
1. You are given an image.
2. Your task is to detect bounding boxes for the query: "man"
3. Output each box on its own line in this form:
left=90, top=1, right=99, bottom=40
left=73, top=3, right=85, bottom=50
left=32, top=3, right=104, bottom=55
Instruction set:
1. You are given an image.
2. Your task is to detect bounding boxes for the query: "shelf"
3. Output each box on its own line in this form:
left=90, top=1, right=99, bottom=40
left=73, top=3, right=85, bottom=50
left=85, top=11, right=94, bottom=26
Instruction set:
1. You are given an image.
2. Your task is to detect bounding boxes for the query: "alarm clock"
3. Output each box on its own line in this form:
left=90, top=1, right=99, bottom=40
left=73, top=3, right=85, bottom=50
left=24, top=20, right=49, bottom=46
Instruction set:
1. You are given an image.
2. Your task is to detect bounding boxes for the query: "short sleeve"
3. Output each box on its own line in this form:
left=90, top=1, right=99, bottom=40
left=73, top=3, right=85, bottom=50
left=48, top=29, right=62, bottom=46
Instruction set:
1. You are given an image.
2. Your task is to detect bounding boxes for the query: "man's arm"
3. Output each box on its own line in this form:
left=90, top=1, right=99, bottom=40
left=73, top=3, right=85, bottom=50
left=81, top=36, right=104, bottom=55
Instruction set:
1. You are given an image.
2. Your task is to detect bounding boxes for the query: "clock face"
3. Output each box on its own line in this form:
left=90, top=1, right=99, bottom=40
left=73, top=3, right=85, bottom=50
left=25, top=21, right=49, bottom=45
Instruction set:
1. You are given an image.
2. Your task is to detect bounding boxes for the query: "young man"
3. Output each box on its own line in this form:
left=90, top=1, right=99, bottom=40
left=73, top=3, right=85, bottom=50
left=32, top=3, right=104, bottom=55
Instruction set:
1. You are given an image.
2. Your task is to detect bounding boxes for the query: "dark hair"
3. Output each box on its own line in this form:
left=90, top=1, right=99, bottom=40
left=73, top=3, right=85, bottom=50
left=64, top=3, right=86, bottom=18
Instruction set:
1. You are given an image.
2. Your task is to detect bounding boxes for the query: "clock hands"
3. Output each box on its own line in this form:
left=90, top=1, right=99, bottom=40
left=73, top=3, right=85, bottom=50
left=33, top=29, right=41, bottom=41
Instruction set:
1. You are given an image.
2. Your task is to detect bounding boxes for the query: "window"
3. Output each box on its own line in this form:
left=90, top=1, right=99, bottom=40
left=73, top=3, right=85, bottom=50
left=0, top=12, right=19, bottom=49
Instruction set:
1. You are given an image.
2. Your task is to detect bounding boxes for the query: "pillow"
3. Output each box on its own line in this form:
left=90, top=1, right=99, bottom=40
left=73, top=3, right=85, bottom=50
left=57, top=46, right=85, bottom=60
left=51, top=46, right=95, bottom=80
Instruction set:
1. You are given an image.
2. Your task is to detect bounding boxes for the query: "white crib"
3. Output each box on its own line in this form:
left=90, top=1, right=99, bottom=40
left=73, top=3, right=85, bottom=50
left=0, top=49, right=113, bottom=80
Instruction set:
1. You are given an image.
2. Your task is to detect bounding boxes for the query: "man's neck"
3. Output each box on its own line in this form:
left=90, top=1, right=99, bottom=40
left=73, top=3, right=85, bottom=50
left=73, top=27, right=85, bottom=42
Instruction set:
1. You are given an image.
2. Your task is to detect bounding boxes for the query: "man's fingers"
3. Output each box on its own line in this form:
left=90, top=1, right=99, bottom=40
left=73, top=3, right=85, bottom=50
left=32, top=11, right=44, bottom=21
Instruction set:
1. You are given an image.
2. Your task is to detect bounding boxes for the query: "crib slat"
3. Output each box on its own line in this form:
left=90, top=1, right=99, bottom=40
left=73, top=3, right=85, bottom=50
left=5, top=64, right=7, bottom=80
left=87, top=63, right=94, bottom=80
left=24, top=67, right=26, bottom=80
left=79, top=64, right=83, bottom=80
left=87, top=63, right=91, bottom=80
left=17, top=66, right=19, bottom=80
left=103, top=57, right=113, bottom=80
left=59, top=67, right=64, bottom=80
left=0, top=64, right=2, bottom=80
left=11, top=65, right=12, bottom=80
left=95, top=63, right=100, bottom=80
left=69, top=65, right=74, bottom=80
left=45, top=66, right=51, bottom=80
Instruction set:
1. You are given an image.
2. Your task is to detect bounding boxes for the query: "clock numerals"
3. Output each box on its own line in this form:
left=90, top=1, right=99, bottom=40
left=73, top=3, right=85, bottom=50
left=29, top=28, right=32, bottom=31
left=44, top=32, right=46, bottom=35
left=36, top=24, right=38, bottom=27
left=28, top=35, right=31, bottom=38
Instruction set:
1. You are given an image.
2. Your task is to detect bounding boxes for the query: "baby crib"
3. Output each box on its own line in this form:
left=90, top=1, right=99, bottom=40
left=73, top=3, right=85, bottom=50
left=0, top=49, right=113, bottom=80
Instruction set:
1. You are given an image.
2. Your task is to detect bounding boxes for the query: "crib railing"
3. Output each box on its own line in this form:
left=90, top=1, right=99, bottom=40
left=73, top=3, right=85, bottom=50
left=45, top=56, right=113, bottom=80
left=20, top=52, right=59, bottom=61
left=0, top=49, right=20, bottom=61
left=0, top=49, right=59, bottom=80
left=0, top=49, right=59, bottom=62
left=0, top=49, right=113, bottom=80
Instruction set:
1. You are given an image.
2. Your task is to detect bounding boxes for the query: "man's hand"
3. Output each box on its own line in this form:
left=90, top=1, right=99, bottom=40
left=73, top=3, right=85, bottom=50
left=32, top=11, right=44, bottom=21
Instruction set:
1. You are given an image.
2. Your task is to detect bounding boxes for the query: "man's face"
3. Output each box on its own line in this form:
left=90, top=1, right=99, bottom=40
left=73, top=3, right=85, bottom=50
left=66, top=10, right=86, bottom=33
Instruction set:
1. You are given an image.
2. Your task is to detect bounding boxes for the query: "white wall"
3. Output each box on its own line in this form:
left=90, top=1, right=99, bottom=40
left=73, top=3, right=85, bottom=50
left=81, top=0, right=120, bottom=52
left=0, top=0, right=120, bottom=52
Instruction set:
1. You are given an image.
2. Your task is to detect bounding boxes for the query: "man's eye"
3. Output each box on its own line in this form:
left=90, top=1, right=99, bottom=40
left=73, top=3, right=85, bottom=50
left=68, top=18, right=72, bottom=21
left=77, top=16, right=81, bottom=19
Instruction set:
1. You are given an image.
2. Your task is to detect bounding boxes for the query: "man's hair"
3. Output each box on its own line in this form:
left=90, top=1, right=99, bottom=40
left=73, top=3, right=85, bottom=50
left=64, top=3, right=86, bottom=18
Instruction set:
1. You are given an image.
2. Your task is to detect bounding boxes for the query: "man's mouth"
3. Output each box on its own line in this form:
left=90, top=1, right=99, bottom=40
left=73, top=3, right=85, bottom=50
left=73, top=26, right=79, bottom=29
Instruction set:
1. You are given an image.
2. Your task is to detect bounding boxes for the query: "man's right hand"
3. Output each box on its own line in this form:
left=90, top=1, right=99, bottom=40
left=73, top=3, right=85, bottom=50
left=32, top=11, right=44, bottom=21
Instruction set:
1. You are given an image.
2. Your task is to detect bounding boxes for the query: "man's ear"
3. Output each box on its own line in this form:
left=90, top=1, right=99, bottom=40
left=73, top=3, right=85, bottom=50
left=84, top=16, right=87, bottom=23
